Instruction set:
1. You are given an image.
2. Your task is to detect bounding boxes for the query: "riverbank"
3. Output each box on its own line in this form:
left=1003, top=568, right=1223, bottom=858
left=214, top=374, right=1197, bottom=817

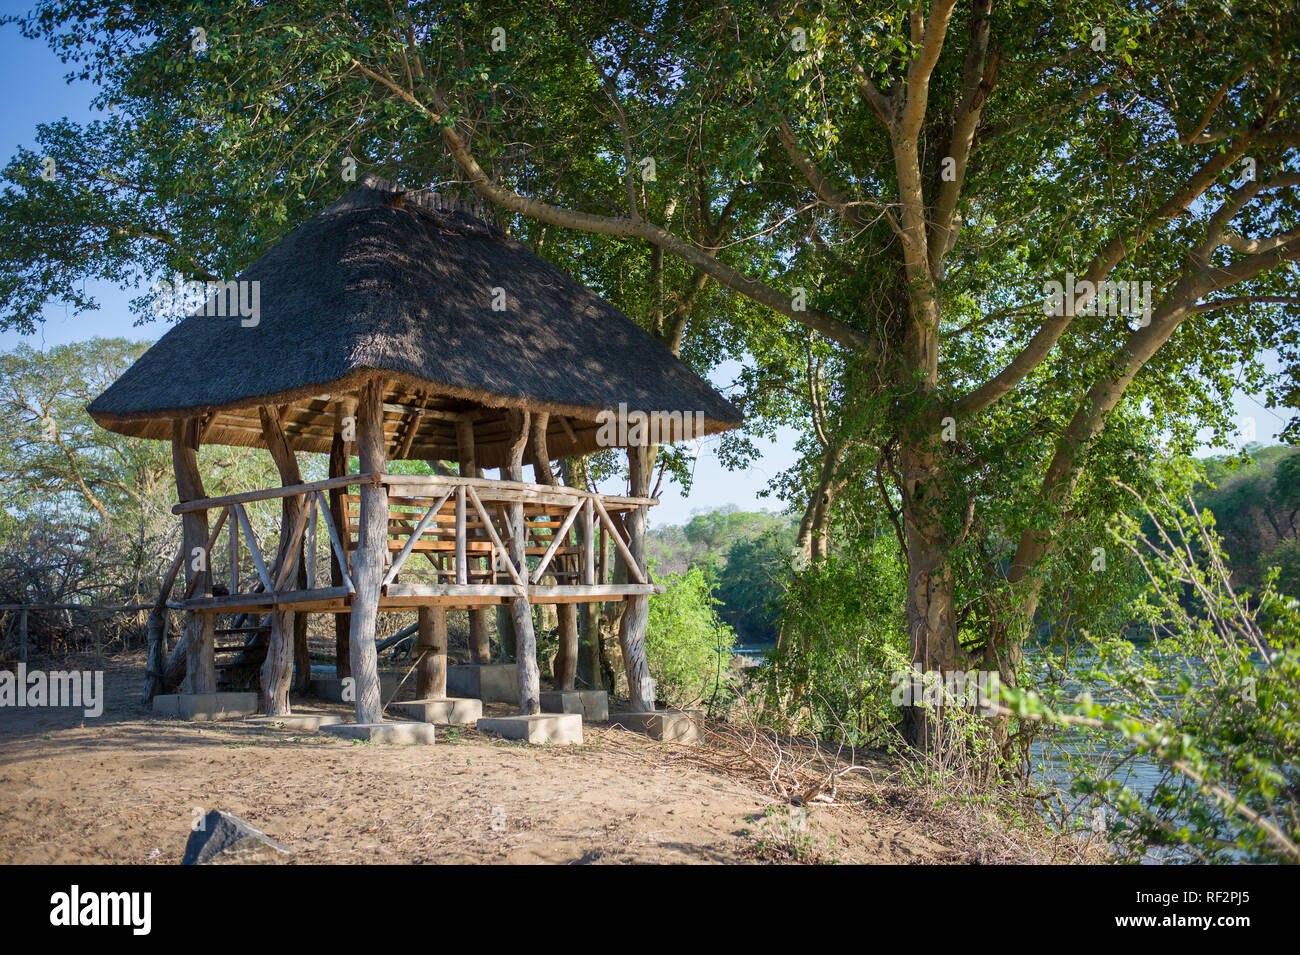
left=0, top=653, right=1077, bottom=864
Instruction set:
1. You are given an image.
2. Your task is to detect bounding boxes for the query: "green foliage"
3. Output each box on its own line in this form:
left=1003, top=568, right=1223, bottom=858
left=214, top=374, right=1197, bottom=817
left=764, top=536, right=909, bottom=746
left=1011, top=488, right=1300, bottom=863
left=714, top=526, right=796, bottom=645
left=0, top=339, right=290, bottom=649
left=645, top=564, right=737, bottom=711
left=1193, top=444, right=1300, bottom=593
left=647, top=506, right=795, bottom=646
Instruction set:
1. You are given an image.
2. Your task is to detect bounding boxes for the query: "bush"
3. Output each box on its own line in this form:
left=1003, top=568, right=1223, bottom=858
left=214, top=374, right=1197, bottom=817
left=646, top=565, right=737, bottom=710
left=1010, top=488, right=1300, bottom=863
left=763, top=536, right=909, bottom=746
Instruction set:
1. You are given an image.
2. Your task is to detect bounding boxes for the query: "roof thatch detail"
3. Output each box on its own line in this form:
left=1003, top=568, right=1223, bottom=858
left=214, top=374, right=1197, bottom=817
left=88, top=175, right=742, bottom=469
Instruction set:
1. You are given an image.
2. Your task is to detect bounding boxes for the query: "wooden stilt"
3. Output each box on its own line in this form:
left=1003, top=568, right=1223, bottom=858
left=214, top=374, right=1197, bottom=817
left=347, top=381, right=387, bottom=724
left=457, top=414, right=493, bottom=664
left=171, top=417, right=215, bottom=694
left=258, top=404, right=305, bottom=716
left=416, top=605, right=448, bottom=699
left=505, top=409, right=541, bottom=715
left=329, top=397, right=355, bottom=681
left=620, top=443, right=655, bottom=712
left=530, top=412, right=579, bottom=690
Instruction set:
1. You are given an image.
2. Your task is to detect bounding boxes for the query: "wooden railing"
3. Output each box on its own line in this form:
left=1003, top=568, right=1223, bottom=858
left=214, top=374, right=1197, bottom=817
left=171, top=473, right=661, bottom=612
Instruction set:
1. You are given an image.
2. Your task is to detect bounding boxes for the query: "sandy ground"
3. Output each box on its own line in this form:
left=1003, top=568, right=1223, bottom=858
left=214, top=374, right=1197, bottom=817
left=0, top=654, right=1055, bottom=864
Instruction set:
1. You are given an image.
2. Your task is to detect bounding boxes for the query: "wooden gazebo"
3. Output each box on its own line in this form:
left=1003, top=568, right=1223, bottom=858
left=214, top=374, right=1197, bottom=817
left=89, top=174, right=742, bottom=727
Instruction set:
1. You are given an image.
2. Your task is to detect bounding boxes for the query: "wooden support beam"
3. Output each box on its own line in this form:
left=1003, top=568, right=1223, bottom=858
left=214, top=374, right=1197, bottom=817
left=394, top=390, right=429, bottom=459
left=233, top=503, right=273, bottom=590
left=347, top=380, right=388, bottom=724
left=531, top=501, right=583, bottom=584
left=141, top=541, right=186, bottom=703
left=316, top=490, right=354, bottom=593
left=173, top=473, right=367, bottom=514
left=593, top=495, right=647, bottom=584
left=455, top=485, right=468, bottom=586
left=465, top=486, right=526, bottom=588
left=379, top=473, right=657, bottom=507
left=620, top=443, right=656, bottom=712
left=227, top=505, right=239, bottom=595
left=259, top=404, right=308, bottom=714
left=171, top=417, right=216, bottom=694
left=330, top=395, right=356, bottom=681
left=307, top=495, right=318, bottom=586
left=381, top=489, right=454, bottom=588
left=456, top=414, right=491, bottom=664
left=530, top=412, right=579, bottom=689
left=582, top=498, right=596, bottom=586
left=505, top=409, right=540, bottom=715
left=416, top=605, right=448, bottom=700
left=183, top=506, right=229, bottom=601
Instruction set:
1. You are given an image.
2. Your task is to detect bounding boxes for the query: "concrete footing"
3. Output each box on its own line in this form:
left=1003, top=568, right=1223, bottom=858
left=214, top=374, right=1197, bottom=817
left=389, top=697, right=482, bottom=724
left=609, top=709, right=700, bottom=744
left=476, top=713, right=583, bottom=745
left=309, top=672, right=403, bottom=704
left=320, top=721, right=436, bottom=744
left=447, top=664, right=519, bottom=704
left=539, top=689, right=609, bottom=722
left=245, top=714, right=344, bottom=731
left=153, top=692, right=259, bottom=721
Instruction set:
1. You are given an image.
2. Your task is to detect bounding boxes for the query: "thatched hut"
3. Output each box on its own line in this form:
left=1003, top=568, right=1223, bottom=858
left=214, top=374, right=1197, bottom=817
left=89, top=174, right=741, bottom=731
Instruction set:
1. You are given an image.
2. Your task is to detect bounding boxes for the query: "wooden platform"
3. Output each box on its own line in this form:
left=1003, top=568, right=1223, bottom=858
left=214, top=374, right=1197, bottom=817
left=185, top=581, right=663, bottom=613
left=170, top=471, right=660, bottom=614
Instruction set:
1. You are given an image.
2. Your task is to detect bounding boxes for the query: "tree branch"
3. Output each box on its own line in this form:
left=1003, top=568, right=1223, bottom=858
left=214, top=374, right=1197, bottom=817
left=350, top=59, right=870, bottom=351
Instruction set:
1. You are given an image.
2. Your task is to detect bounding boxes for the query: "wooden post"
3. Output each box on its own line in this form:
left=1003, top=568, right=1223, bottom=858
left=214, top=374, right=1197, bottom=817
left=347, top=380, right=387, bottom=724
left=529, top=412, right=579, bottom=690
left=256, top=406, right=306, bottom=715
left=330, top=395, right=355, bottom=681
left=620, top=443, right=655, bottom=711
left=416, top=605, right=448, bottom=699
left=456, top=414, right=492, bottom=664
left=141, top=543, right=185, bottom=703
left=18, top=607, right=27, bottom=664
left=505, top=409, right=541, bottom=715
left=172, top=417, right=216, bottom=694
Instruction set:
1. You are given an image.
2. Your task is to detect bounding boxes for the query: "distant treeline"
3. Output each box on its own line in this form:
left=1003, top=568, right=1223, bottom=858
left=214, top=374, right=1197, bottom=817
left=1194, top=444, right=1299, bottom=597
left=649, top=443, right=1299, bottom=651
left=647, top=506, right=794, bottom=647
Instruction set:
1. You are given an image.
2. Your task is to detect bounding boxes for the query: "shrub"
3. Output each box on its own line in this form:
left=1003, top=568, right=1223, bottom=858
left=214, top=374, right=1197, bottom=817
left=645, top=565, right=737, bottom=710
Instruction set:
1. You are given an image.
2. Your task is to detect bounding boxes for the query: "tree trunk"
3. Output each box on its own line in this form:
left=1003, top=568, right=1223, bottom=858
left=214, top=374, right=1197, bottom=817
left=346, top=380, right=387, bottom=724
left=495, top=604, right=516, bottom=661
left=258, top=404, right=305, bottom=717
left=416, top=605, right=448, bottom=699
left=898, top=427, right=965, bottom=748
left=576, top=602, right=602, bottom=689
left=562, top=456, right=600, bottom=689
left=530, top=413, right=579, bottom=689
left=456, top=414, right=493, bottom=664
left=329, top=399, right=354, bottom=681
left=292, top=560, right=311, bottom=695
left=619, top=444, right=655, bottom=711
left=503, top=411, right=541, bottom=714
left=171, top=418, right=215, bottom=695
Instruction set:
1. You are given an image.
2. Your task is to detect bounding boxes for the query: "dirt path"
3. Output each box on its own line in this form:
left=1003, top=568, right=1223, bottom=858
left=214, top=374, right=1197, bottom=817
left=0, top=655, right=1047, bottom=864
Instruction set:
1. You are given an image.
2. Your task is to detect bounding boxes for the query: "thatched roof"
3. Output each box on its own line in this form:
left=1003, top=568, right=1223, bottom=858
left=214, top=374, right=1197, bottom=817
left=89, top=175, right=742, bottom=469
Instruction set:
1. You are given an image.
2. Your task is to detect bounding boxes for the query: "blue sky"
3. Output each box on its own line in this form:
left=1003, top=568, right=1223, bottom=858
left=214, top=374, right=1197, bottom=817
left=0, top=9, right=1286, bottom=527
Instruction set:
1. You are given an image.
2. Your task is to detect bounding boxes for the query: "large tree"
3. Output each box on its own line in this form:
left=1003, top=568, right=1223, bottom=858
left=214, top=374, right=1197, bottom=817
left=4, top=0, right=1298, bottom=742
